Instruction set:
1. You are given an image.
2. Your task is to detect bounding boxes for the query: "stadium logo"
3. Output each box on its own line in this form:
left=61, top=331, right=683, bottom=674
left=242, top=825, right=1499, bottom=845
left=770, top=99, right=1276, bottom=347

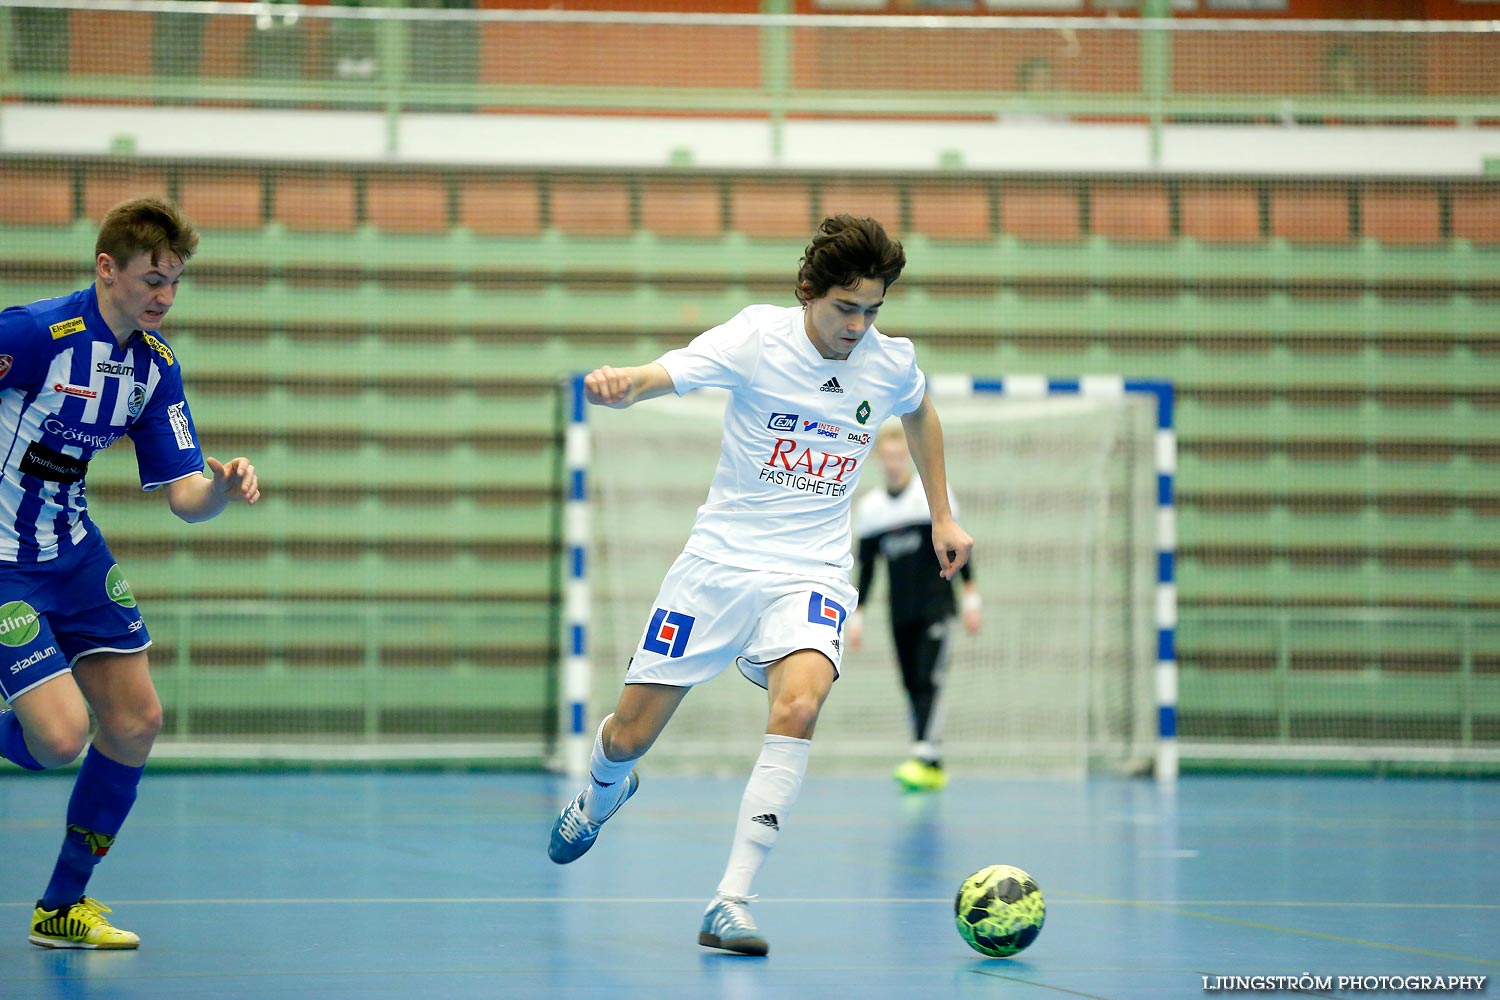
left=142, top=332, right=174, bottom=366
left=96, top=360, right=134, bottom=377
left=643, top=607, right=695, bottom=658
left=767, top=412, right=799, bottom=432
left=49, top=317, right=86, bottom=339
left=0, top=601, right=41, bottom=647
left=806, top=592, right=848, bottom=634
left=0, top=355, right=11, bottom=380
left=802, top=420, right=839, bottom=439
left=10, top=646, right=57, bottom=675
left=105, top=565, right=137, bottom=608
left=820, top=377, right=843, bottom=393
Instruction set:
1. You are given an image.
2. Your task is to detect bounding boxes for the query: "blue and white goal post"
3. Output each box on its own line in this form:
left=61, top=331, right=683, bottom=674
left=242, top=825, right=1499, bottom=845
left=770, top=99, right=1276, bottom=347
left=562, top=373, right=1178, bottom=784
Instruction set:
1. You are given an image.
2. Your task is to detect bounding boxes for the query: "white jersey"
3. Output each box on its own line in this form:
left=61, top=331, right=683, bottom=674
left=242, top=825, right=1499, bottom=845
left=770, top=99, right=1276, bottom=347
left=655, top=304, right=926, bottom=577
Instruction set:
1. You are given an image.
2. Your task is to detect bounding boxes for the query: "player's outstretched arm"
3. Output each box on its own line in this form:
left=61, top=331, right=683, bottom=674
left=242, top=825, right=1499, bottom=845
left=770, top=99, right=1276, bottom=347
left=164, top=456, right=260, bottom=523
left=901, top=394, right=973, bottom=580
left=584, top=363, right=675, bottom=409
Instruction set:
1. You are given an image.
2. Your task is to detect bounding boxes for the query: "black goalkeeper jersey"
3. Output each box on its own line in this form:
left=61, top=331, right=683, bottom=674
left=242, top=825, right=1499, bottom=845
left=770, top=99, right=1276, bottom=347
left=853, top=477, right=971, bottom=626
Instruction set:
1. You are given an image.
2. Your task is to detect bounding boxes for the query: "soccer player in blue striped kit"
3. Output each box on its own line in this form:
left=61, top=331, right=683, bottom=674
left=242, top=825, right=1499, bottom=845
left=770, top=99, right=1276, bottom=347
left=0, top=197, right=260, bottom=948
left=548, top=215, right=972, bottom=955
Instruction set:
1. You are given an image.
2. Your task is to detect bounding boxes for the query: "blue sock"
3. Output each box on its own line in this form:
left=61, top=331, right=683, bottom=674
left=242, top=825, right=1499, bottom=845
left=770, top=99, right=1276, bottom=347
left=0, top=709, right=45, bottom=771
left=40, top=745, right=145, bottom=910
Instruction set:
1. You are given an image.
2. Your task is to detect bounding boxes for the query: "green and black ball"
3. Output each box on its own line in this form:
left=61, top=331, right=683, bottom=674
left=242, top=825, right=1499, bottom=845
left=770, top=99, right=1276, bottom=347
left=954, top=864, right=1045, bottom=958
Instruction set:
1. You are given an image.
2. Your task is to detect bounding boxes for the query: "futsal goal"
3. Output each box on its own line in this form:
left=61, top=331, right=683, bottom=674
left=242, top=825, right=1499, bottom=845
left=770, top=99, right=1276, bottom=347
left=564, top=374, right=1177, bottom=783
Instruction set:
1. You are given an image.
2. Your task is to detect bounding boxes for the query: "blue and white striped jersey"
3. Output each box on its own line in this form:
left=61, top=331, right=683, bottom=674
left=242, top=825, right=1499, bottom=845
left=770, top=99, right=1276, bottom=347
left=0, top=284, right=205, bottom=563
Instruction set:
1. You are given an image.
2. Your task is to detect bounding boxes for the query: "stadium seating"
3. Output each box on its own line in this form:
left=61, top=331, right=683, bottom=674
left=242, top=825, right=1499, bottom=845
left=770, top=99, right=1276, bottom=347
left=3, top=155, right=1496, bottom=740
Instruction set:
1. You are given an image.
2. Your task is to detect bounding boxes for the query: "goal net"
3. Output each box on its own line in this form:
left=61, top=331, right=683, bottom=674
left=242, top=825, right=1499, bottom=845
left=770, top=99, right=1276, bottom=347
left=582, top=377, right=1166, bottom=780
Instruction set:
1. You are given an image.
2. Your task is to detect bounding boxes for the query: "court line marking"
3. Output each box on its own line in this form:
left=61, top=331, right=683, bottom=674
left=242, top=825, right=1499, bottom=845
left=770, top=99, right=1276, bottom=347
left=1125, top=900, right=1500, bottom=967
left=968, top=967, right=1119, bottom=1000
left=0, top=896, right=1496, bottom=909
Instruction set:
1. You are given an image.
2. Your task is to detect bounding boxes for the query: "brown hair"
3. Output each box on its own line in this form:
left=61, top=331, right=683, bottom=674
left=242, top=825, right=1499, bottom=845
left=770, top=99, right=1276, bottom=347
left=795, top=214, right=906, bottom=305
left=95, top=197, right=199, bottom=268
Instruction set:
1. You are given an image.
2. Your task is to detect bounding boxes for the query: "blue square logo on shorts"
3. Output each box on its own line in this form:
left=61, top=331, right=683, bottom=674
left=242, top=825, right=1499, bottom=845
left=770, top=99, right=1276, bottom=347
left=643, top=607, right=695, bottom=658
left=807, top=592, right=847, bottom=634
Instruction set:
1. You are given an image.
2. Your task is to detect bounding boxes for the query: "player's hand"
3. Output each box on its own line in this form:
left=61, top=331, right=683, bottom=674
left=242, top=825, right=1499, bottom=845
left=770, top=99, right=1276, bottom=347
left=208, top=456, right=260, bottom=505
left=933, top=517, right=972, bottom=581
left=584, top=366, right=635, bottom=407
left=961, top=588, right=981, bottom=635
left=846, top=611, right=864, bottom=651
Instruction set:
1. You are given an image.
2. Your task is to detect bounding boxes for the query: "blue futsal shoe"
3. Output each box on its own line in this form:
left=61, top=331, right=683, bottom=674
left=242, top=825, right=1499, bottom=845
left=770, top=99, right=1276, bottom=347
left=547, top=771, right=639, bottom=864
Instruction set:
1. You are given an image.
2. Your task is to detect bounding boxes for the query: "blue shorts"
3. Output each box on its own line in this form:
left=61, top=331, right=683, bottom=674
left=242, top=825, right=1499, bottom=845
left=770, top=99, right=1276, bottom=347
left=0, top=531, right=150, bottom=703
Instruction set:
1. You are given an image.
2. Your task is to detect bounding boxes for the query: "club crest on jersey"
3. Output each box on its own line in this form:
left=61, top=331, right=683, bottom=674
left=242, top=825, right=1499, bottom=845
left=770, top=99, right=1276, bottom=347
left=49, top=317, right=86, bottom=339
left=643, top=607, right=695, bottom=658
left=127, top=384, right=146, bottom=418
left=767, top=412, right=799, bottom=432
left=0, top=354, right=11, bottom=380
left=807, top=592, right=848, bottom=634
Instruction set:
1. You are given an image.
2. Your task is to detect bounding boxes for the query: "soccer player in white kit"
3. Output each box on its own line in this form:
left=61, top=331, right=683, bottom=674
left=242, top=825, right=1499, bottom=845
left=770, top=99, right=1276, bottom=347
left=547, top=215, right=973, bottom=956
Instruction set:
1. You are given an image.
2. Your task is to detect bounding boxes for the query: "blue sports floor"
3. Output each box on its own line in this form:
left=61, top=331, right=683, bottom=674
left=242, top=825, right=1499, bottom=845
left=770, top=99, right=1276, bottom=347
left=1, top=770, right=1496, bottom=999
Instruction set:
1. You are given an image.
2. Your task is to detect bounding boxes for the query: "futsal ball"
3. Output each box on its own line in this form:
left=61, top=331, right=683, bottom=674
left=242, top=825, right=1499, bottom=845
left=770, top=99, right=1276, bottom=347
left=954, top=864, right=1045, bottom=958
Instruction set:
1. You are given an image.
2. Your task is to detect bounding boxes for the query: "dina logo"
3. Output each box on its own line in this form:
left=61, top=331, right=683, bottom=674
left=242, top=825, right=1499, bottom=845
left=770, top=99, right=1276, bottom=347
left=806, top=592, right=848, bottom=634
left=105, top=564, right=137, bottom=608
left=643, top=607, right=695, bottom=658
left=0, top=600, right=41, bottom=647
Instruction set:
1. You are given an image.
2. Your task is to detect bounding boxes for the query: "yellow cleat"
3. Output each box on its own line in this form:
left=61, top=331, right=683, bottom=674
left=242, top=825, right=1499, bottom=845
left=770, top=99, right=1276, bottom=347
left=29, top=897, right=140, bottom=950
left=893, top=758, right=948, bottom=792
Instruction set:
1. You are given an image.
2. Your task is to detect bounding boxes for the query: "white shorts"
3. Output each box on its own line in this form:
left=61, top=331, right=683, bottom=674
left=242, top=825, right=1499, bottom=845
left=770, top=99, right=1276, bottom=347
left=625, top=551, right=859, bottom=690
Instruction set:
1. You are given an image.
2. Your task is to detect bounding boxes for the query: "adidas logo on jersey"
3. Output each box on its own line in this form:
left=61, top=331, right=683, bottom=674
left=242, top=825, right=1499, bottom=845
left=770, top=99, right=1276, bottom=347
left=820, top=377, right=843, bottom=393
left=751, top=813, right=779, bottom=831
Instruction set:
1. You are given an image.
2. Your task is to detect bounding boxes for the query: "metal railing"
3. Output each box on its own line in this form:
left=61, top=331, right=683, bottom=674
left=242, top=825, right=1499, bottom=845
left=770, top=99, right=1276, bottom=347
left=1, top=1, right=1496, bottom=163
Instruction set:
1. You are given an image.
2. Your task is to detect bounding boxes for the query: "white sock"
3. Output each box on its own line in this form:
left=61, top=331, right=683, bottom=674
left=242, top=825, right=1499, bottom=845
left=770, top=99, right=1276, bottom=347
left=715, top=734, right=811, bottom=899
left=582, top=714, right=639, bottom=822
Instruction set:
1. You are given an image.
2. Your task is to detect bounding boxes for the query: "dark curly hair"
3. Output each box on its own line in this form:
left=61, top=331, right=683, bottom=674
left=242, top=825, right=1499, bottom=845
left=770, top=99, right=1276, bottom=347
left=795, top=214, right=906, bottom=305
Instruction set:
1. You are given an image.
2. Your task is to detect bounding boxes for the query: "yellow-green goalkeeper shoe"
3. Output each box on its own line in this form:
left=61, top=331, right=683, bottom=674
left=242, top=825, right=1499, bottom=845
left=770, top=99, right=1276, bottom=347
left=893, top=758, right=948, bottom=792
left=29, top=897, right=140, bottom=950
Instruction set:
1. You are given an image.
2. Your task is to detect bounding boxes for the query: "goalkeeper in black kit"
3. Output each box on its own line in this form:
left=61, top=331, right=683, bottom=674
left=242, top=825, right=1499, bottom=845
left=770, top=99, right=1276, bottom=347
left=848, top=423, right=980, bottom=791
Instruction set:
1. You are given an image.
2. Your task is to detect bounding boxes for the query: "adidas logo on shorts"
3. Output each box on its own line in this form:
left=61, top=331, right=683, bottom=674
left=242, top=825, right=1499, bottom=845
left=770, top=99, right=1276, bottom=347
left=819, top=377, right=843, bottom=393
